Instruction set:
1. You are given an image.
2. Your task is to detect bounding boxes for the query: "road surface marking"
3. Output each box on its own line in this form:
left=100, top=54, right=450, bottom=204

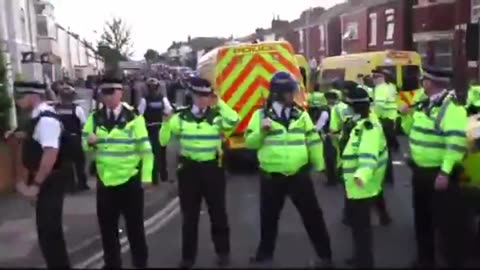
left=74, top=197, right=180, bottom=269
left=90, top=206, right=181, bottom=269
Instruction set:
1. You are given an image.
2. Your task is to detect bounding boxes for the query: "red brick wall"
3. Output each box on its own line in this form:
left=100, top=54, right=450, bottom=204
left=412, top=2, right=455, bottom=33
left=368, top=1, right=407, bottom=51
left=286, top=30, right=300, bottom=53
left=341, top=8, right=368, bottom=53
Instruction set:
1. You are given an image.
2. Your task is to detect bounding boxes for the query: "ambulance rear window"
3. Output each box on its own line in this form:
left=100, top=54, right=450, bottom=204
left=321, top=69, right=345, bottom=81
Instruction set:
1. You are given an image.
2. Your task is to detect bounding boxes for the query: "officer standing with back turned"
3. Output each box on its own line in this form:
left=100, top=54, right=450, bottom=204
left=55, top=83, right=89, bottom=192
left=160, top=76, right=237, bottom=269
left=82, top=77, right=153, bottom=268
left=137, top=77, right=173, bottom=184
left=13, top=81, right=70, bottom=268
left=399, top=67, right=468, bottom=268
left=245, top=71, right=333, bottom=268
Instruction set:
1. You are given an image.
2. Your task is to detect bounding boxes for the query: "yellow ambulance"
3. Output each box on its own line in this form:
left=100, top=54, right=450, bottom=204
left=318, top=50, right=423, bottom=107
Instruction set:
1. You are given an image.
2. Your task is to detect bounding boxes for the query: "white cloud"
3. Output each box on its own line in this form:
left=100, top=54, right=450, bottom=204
left=49, top=0, right=344, bottom=59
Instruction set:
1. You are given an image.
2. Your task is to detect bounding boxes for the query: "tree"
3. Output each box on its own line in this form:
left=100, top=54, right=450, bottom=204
left=144, top=49, right=160, bottom=64
left=0, top=51, right=12, bottom=135
left=97, top=17, right=133, bottom=71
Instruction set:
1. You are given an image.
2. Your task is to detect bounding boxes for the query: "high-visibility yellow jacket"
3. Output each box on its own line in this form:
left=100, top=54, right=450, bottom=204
left=159, top=99, right=239, bottom=161
left=401, top=94, right=468, bottom=174
left=374, top=82, right=398, bottom=120
left=82, top=105, right=153, bottom=186
left=342, top=115, right=387, bottom=199
left=245, top=105, right=324, bottom=175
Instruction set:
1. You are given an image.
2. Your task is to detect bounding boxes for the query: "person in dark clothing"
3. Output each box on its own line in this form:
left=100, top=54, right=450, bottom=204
left=138, top=78, right=173, bottom=184
left=13, top=81, right=71, bottom=268
left=55, top=84, right=89, bottom=192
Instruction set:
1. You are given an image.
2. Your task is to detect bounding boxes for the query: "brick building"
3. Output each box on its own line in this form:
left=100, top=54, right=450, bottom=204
left=340, top=0, right=414, bottom=54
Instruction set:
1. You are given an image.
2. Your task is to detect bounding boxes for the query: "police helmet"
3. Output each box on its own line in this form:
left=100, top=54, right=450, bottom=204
left=269, top=71, right=298, bottom=94
left=345, top=84, right=371, bottom=105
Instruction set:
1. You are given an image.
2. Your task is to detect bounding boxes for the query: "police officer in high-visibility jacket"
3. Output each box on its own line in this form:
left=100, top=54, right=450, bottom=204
left=372, top=68, right=398, bottom=185
left=55, top=84, right=89, bottom=192
left=341, top=85, right=388, bottom=268
left=466, top=83, right=480, bottom=115
left=356, top=74, right=374, bottom=98
left=307, top=82, right=327, bottom=122
left=137, top=77, right=173, bottom=184
left=160, top=76, right=238, bottom=268
left=82, top=77, right=153, bottom=268
left=399, top=67, right=468, bottom=268
left=245, top=71, right=333, bottom=267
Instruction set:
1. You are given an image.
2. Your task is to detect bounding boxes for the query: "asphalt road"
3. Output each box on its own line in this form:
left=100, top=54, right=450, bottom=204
left=115, top=150, right=416, bottom=268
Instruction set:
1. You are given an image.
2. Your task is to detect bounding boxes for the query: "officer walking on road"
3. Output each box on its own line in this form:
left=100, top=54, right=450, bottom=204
left=82, top=77, right=153, bottom=268
left=55, top=83, right=89, bottom=192
left=137, top=77, right=173, bottom=184
left=13, top=81, right=71, bottom=268
left=341, top=85, right=388, bottom=268
left=372, top=68, right=399, bottom=185
left=160, top=76, right=238, bottom=269
left=399, top=67, right=469, bottom=268
left=245, top=71, right=333, bottom=267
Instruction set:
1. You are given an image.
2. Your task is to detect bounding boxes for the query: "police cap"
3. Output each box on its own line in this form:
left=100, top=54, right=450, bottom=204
left=14, top=81, right=46, bottom=95
left=345, top=85, right=371, bottom=104
left=421, top=66, right=452, bottom=83
left=99, top=77, right=123, bottom=95
left=189, top=76, right=213, bottom=96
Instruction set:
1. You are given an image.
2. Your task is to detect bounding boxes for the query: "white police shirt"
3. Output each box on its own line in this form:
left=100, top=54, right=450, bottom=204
left=31, top=102, right=62, bottom=149
left=137, top=97, right=173, bottom=115
left=272, top=101, right=291, bottom=118
left=315, top=111, right=330, bottom=131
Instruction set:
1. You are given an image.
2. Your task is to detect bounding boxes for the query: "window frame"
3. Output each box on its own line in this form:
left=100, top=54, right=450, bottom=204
left=384, top=9, right=395, bottom=43
left=369, top=13, right=378, bottom=46
left=321, top=68, right=346, bottom=81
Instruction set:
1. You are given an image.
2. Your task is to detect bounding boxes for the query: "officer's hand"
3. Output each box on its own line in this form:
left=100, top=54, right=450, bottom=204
left=163, top=111, right=173, bottom=121
left=261, top=118, right=272, bottom=131
left=434, top=173, right=449, bottom=190
left=399, top=104, right=411, bottom=114
left=87, top=134, right=98, bottom=145
left=354, top=177, right=364, bottom=188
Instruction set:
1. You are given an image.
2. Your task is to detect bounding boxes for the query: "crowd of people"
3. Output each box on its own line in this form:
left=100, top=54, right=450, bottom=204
left=4, top=59, right=480, bottom=269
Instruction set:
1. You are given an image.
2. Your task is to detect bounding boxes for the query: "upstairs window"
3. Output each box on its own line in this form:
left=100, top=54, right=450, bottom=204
left=385, top=9, right=395, bottom=42
left=369, top=13, right=378, bottom=46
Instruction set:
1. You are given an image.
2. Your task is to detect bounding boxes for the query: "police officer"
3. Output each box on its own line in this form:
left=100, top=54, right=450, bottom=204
left=315, top=87, right=339, bottom=186
left=372, top=68, right=398, bottom=185
left=13, top=81, right=70, bottom=268
left=160, top=76, right=238, bottom=268
left=341, top=85, right=388, bottom=268
left=307, top=82, right=327, bottom=122
left=466, top=82, right=480, bottom=115
left=245, top=71, right=333, bottom=267
left=55, top=84, right=89, bottom=191
left=138, top=77, right=173, bottom=184
left=82, top=77, right=153, bottom=268
left=399, top=67, right=468, bottom=268
left=356, top=74, right=374, bottom=98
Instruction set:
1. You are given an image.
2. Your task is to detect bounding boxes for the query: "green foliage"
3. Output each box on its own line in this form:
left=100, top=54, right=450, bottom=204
left=144, top=49, right=161, bottom=64
left=0, top=52, right=12, bottom=134
left=97, top=17, right=133, bottom=72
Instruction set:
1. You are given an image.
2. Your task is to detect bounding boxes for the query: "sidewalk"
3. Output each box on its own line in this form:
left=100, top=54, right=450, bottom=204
left=0, top=177, right=178, bottom=267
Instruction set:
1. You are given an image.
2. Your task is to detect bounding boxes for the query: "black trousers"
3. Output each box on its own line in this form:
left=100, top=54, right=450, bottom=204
left=72, top=136, right=88, bottom=187
left=257, top=169, right=332, bottom=260
left=147, top=126, right=168, bottom=184
left=97, top=176, right=148, bottom=268
left=177, top=158, right=230, bottom=261
left=411, top=164, right=468, bottom=267
left=346, top=197, right=374, bottom=268
left=323, top=134, right=339, bottom=185
left=35, top=168, right=70, bottom=268
left=379, top=118, right=398, bottom=184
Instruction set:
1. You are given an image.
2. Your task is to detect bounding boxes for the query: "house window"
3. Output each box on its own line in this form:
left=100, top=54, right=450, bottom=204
left=385, top=9, right=395, bottom=42
left=319, top=25, right=325, bottom=50
left=342, top=22, right=359, bottom=40
left=472, top=0, right=480, bottom=23
left=298, top=29, right=304, bottom=53
left=369, top=13, right=377, bottom=46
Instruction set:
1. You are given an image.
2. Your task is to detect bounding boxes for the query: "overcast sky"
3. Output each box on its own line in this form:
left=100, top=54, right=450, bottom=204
left=49, top=0, right=344, bottom=59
